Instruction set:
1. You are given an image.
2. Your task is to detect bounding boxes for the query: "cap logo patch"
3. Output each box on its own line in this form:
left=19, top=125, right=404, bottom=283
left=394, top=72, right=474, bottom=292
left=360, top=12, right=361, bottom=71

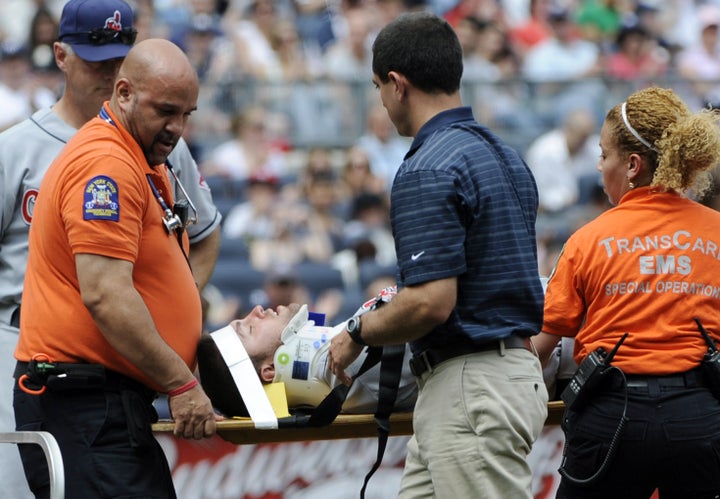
left=84, top=175, right=119, bottom=221
left=105, top=10, right=122, bottom=31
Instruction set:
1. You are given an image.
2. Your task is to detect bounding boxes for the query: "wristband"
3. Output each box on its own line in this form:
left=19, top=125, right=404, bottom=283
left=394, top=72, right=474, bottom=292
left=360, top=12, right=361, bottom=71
left=168, top=378, right=198, bottom=397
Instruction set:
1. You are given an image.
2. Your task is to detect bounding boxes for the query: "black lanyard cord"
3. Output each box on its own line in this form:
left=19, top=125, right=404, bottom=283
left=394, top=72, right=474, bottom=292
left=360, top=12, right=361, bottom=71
left=146, top=174, right=191, bottom=266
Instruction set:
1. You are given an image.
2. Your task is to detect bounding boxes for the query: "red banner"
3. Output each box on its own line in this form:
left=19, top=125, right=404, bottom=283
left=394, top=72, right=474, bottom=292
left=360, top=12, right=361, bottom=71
left=158, top=429, right=571, bottom=498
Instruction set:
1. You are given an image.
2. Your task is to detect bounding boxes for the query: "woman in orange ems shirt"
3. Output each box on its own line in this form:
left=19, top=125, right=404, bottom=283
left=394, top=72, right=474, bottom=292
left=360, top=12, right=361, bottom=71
left=536, top=86, right=720, bottom=498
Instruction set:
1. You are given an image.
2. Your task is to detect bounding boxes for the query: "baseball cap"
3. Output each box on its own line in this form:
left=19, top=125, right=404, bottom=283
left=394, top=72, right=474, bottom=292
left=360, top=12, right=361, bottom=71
left=248, top=172, right=279, bottom=187
left=58, top=0, right=136, bottom=62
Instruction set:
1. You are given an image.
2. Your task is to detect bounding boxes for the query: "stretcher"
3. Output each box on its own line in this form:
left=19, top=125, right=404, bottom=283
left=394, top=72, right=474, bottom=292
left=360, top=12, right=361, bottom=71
left=0, top=402, right=564, bottom=499
left=151, top=400, right=566, bottom=445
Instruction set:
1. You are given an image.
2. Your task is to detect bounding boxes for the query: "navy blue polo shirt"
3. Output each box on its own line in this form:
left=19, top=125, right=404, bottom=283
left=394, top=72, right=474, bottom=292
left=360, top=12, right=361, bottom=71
left=390, top=107, right=544, bottom=354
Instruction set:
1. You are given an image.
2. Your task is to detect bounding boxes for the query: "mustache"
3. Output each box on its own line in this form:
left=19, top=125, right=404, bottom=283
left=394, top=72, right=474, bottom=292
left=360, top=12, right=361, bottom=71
left=156, top=132, right=178, bottom=147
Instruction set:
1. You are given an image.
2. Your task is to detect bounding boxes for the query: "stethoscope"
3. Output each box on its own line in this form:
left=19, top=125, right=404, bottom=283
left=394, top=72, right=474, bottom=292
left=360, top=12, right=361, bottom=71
left=99, top=107, right=198, bottom=237
left=147, top=161, right=198, bottom=235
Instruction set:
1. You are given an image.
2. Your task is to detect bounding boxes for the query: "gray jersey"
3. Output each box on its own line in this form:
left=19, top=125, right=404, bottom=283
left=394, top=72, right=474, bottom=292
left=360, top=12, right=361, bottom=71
left=0, top=107, right=222, bottom=331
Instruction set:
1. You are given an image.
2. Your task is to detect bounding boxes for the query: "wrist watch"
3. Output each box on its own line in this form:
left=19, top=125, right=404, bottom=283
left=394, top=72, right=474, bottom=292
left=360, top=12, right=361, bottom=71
left=346, top=315, right=366, bottom=346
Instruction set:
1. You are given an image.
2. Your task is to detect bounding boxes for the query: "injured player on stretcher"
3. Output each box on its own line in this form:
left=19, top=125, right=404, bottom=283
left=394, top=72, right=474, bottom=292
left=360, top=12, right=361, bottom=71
left=196, top=287, right=417, bottom=422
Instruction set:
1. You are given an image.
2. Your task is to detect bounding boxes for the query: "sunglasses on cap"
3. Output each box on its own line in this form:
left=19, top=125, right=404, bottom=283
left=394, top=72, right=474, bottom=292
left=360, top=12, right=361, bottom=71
left=61, top=27, right=137, bottom=46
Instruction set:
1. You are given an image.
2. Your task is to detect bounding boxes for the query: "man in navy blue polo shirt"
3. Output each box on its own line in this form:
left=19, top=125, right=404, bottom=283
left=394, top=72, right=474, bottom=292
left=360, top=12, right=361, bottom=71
left=329, top=11, right=548, bottom=498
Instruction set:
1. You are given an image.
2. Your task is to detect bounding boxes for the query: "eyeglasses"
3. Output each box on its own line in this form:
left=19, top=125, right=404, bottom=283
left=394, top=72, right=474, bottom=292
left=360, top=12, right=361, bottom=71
left=60, top=27, right=137, bottom=46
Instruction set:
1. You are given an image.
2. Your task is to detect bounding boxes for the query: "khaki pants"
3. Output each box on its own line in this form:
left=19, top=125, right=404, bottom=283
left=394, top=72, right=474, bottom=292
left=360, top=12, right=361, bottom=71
left=399, top=348, right=548, bottom=498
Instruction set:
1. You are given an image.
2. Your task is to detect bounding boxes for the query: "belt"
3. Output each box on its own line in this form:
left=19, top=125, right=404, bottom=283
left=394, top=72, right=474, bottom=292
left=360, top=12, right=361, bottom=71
left=14, top=361, right=156, bottom=402
left=623, top=369, right=706, bottom=391
left=409, top=334, right=532, bottom=377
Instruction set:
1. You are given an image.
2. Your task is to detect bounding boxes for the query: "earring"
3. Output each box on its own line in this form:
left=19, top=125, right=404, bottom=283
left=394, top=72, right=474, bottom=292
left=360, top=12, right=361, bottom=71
left=628, top=180, right=635, bottom=189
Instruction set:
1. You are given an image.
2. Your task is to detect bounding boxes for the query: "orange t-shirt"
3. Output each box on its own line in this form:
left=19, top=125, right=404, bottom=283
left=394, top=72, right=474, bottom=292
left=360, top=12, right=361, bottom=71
left=543, top=187, right=720, bottom=375
left=16, top=104, right=202, bottom=391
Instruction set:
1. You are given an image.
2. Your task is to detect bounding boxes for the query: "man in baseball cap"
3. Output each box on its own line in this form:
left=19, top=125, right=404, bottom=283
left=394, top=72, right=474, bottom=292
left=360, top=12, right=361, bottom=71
left=0, top=0, right=222, bottom=497
left=58, top=0, right=137, bottom=62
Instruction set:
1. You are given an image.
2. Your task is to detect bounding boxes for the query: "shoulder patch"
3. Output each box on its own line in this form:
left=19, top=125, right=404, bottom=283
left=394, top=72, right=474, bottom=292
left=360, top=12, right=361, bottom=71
left=83, top=175, right=120, bottom=221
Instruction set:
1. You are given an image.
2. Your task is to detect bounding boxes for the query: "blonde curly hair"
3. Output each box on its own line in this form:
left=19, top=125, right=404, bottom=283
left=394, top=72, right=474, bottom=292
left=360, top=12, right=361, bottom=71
left=604, top=87, right=720, bottom=197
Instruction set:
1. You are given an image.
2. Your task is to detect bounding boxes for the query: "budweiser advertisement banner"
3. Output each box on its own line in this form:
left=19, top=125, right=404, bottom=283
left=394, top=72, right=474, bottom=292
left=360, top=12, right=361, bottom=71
left=158, top=428, right=567, bottom=498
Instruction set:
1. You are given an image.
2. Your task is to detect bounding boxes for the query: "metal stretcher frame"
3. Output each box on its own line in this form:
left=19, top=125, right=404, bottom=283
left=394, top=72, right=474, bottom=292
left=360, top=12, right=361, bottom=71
left=152, top=400, right=566, bottom=445
left=0, top=431, right=65, bottom=499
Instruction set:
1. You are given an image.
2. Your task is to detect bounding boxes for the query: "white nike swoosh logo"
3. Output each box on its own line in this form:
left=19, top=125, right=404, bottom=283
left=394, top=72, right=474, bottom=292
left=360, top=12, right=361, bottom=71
left=411, top=251, right=425, bottom=261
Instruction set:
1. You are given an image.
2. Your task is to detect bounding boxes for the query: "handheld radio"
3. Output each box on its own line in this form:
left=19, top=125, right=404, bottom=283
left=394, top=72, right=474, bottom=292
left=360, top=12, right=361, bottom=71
left=561, top=332, right=628, bottom=410
left=694, top=317, right=720, bottom=400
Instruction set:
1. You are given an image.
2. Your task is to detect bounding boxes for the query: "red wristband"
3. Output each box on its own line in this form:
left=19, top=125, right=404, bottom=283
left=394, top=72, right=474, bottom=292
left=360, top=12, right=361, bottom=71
left=167, top=378, right=198, bottom=398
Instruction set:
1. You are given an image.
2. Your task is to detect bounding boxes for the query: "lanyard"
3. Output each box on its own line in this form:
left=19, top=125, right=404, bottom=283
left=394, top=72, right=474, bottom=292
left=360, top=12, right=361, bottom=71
left=99, top=107, right=194, bottom=236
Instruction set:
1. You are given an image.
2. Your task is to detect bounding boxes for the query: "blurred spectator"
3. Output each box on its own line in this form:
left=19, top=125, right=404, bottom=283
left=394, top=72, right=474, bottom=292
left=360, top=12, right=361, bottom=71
left=281, top=146, right=335, bottom=203
left=459, top=15, right=535, bottom=138
left=522, top=4, right=605, bottom=126
left=575, top=0, right=628, bottom=48
left=444, top=0, right=505, bottom=27
left=524, top=107, right=601, bottom=213
left=508, top=0, right=553, bottom=57
left=0, top=42, right=56, bottom=131
left=334, top=192, right=396, bottom=288
left=523, top=5, right=603, bottom=82
left=605, top=23, right=669, bottom=81
left=632, top=1, right=683, bottom=63
left=338, top=145, right=388, bottom=206
left=455, top=16, right=504, bottom=80
left=132, top=0, right=160, bottom=41
left=322, top=6, right=373, bottom=81
left=222, top=172, right=282, bottom=241
left=201, top=105, right=288, bottom=180
left=660, top=0, right=708, bottom=53
left=251, top=169, right=344, bottom=271
left=0, top=0, right=63, bottom=46
left=269, top=18, right=317, bottom=81
left=355, top=104, right=411, bottom=190
left=676, top=4, right=720, bottom=110
left=229, top=0, right=282, bottom=80
left=27, top=6, right=59, bottom=73
left=174, top=12, right=233, bottom=84
left=256, top=12, right=346, bottom=145
left=292, top=0, right=336, bottom=53
left=26, top=6, right=63, bottom=102
left=295, top=169, right=346, bottom=262
left=372, top=0, right=412, bottom=28
left=260, top=262, right=343, bottom=324
left=249, top=218, right=307, bottom=272
left=344, top=192, right=396, bottom=266
left=260, top=263, right=311, bottom=310
left=155, top=0, right=226, bottom=42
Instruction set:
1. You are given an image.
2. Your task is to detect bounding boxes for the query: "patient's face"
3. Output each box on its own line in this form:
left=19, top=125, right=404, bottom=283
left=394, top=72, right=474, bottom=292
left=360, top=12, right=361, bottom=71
left=230, top=303, right=301, bottom=361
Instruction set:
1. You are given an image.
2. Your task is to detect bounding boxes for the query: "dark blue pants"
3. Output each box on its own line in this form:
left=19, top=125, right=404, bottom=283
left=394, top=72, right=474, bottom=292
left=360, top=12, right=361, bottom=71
left=13, top=364, right=176, bottom=499
left=557, top=370, right=720, bottom=499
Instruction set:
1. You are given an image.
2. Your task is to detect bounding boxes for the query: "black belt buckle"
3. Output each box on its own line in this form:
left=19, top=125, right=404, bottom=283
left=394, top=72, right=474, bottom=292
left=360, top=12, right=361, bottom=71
left=409, top=351, right=433, bottom=377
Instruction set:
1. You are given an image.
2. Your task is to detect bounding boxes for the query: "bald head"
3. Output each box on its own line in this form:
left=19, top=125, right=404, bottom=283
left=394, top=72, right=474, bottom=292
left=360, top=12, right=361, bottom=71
left=110, top=38, right=199, bottom=166
left=118, top=38, right=198, bottom=93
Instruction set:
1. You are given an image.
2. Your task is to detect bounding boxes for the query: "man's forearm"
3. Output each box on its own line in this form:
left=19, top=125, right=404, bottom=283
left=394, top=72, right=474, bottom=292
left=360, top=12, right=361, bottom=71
left=361, top=276, right=457, bottom=346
